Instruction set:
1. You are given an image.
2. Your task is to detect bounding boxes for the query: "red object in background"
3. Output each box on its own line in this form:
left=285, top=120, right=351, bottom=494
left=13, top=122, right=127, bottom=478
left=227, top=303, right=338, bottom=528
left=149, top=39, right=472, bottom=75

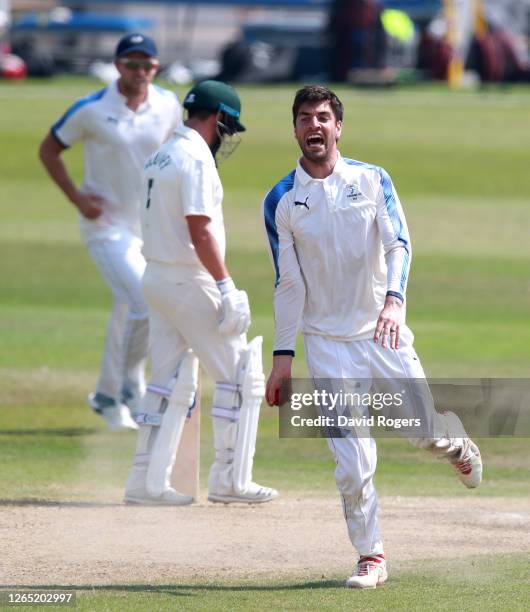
left=417, top=31, right=452, bottom=80
left=476, top=29, right=529, bottom=82
left=328, top=0, right=386, bottom=81
left=0, top=53, right=28, bottom=79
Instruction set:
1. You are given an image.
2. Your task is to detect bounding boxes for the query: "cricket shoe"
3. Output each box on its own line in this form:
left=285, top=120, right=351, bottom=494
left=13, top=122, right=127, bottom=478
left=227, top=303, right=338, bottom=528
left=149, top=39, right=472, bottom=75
left=88, top=393, right=138, bottom=432
left=451, top=438, right=483, bottom=488
left=124, top=486, right=193, bottom=506
left=120, top=386, right=144, bottom=417
left=88, top=391, right=114, bottom=414
left=208, top=482, right=279, bottom=505
left=346, top=554, right=387, bottom=589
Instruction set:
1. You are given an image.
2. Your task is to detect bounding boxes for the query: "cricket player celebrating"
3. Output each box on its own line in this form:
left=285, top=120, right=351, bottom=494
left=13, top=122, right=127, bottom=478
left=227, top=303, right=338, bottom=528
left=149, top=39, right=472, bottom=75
left=39, top=33, right=182, bottom=431
left=123, top=80, right=278, bottom=506
left=263, top=85, right=482, bottom=588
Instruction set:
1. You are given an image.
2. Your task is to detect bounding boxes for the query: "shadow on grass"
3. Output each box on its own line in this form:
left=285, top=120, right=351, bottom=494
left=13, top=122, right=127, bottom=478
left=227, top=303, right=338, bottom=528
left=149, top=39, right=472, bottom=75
left=0, top=428, right=98, bottom=436
left=0, top=581, right=345, bottom=594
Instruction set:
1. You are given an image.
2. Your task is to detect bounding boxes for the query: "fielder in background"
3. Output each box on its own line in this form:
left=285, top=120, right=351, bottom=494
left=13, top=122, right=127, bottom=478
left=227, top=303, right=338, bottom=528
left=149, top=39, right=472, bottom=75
left=39, top=33, right=182, bottom=431
left=263, top=85, right=482, bottom=589
left=123, top=80, right=278, bottom=506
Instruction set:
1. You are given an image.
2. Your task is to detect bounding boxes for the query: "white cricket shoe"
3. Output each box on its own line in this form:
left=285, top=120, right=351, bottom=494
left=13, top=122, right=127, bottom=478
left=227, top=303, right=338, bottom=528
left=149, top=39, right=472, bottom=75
left=451, top=438, right=483, bottom=488
left=208, top=482, right=279, bottom=505
left=88, top=392, right=138, bottom=431
left=124, top=486, right=193, bottom=506
left=346, top=555, right=387, bottom=589
left=88, top=391, right=114, bottom=414
left=101, top=404, right=138, bottom=432
left=120, top=387, right=143, bottom=417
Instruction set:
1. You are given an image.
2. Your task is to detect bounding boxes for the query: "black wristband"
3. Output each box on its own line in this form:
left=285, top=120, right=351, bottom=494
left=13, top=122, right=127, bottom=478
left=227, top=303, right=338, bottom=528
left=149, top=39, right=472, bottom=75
left=386, top=291, right=404, bottom=303
left=273, top=350, right=295, bottom=357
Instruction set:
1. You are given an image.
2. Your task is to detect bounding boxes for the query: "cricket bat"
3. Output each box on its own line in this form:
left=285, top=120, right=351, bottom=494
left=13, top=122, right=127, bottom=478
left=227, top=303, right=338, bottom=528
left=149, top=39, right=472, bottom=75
left=170, top=380, right=201, bottom=501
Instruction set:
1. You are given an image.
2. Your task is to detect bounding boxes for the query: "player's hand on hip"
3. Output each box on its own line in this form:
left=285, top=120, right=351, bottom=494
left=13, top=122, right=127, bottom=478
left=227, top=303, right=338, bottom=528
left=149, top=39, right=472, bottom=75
left=72, top=192, right=105, bottom=220
left=266, top=355, right=293, bottom=406
left=374, top=295, right=403, bottom=349
left=218, top=288, right=251, bottom=336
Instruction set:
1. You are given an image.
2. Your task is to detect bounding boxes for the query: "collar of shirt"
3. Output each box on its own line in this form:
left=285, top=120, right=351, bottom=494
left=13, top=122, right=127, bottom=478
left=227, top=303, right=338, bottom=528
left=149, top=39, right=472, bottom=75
left=174, top=124, right=215, bottom=162
left=295, top=151, right=349, bottom=185
left=108, top=79, right=153, bottom=113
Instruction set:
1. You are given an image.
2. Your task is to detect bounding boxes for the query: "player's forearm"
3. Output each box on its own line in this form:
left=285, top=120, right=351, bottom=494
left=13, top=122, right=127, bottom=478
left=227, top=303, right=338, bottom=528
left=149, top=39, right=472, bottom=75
left=43, top=157, right=80, bottom=204
left=189, top=225, right=229, bottom=281
left=39, top=135, right=80, bottom=205
left=375, top=169, right=411, bottom=301
left=385, top=243, right=410, bottom=302
left=273, top=277, right=305, bottom=356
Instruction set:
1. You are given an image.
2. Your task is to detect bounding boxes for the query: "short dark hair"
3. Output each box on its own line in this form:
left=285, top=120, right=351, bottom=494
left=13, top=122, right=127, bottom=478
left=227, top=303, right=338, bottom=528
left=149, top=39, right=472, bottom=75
left=186, top=108, right=215, bottom=122
left=292, top=85, right=344, bottom=125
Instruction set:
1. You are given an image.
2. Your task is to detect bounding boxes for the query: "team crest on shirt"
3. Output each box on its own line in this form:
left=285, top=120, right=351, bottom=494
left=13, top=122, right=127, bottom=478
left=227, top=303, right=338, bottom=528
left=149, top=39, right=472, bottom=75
left=346, top=183, right=362, bottom=201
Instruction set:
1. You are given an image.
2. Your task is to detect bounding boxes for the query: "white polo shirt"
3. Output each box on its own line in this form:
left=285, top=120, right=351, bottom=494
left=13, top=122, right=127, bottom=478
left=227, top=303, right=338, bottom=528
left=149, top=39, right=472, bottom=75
left=52, top=80, right=182, bottom=242
left=141, top=125, right=225, bottom=267
left=263, top=154, right=411, bottom=353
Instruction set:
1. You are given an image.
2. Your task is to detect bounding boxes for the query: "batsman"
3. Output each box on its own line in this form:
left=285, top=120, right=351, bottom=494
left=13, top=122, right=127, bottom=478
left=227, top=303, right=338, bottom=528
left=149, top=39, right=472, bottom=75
left=124, top=80, right=278, bottom=506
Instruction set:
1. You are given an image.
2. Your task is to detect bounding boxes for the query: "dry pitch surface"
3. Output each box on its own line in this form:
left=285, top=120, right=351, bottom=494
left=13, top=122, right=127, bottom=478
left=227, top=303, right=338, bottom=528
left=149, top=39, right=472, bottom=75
left=1, top=495, right=529, bottom=585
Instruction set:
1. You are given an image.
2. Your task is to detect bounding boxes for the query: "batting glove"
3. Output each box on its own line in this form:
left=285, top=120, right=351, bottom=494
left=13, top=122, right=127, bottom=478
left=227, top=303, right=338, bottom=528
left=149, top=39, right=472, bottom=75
left=217, top=278, right=251, bottom=336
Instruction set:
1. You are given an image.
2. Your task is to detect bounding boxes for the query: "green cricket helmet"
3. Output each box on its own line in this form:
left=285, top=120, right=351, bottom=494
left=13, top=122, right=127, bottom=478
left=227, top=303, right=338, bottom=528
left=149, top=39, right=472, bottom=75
left=183, top=80, right=245, bottom=134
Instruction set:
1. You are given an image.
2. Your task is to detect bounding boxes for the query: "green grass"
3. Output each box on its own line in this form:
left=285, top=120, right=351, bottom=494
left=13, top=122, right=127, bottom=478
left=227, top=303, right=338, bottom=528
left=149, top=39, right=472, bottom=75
left=2, top=554, right=528, bottom=611
left=1, top=396, right=527, bottom=500
left=1, top=78, right=529, bottom=609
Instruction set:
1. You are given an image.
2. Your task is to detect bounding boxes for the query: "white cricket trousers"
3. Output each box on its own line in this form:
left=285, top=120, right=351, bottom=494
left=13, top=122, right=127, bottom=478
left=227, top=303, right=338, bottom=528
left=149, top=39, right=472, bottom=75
left=141, top=262, right=246, bottom=400
left=87, top=232, right=148, bottom=401
left=304, top=327, right=439, bottom=557
left=140, top=262, right=249, bottom=497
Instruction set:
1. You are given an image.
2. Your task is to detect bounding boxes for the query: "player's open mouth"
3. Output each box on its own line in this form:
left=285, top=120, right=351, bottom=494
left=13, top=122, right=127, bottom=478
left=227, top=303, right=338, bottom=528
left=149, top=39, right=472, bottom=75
left=306, top=134, right=324, bottom=147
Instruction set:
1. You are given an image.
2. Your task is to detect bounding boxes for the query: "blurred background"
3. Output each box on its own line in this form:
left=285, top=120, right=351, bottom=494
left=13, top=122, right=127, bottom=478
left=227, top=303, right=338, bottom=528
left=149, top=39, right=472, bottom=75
left=1, top=0, right=529, bottom=86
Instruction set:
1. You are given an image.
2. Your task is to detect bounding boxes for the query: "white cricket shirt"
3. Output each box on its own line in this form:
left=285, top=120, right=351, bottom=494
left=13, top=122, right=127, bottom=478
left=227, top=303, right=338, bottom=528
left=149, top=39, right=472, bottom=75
left=263, top=154, right=411, bottom=354
left=52, top=80, right=182, bottom=242
left=140, top=125, right=225, bottom=267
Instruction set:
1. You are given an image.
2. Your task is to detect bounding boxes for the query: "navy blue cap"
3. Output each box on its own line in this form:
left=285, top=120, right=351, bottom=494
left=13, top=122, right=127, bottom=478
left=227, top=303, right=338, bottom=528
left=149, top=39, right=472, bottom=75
left=115, top=33, right=158, bottom=58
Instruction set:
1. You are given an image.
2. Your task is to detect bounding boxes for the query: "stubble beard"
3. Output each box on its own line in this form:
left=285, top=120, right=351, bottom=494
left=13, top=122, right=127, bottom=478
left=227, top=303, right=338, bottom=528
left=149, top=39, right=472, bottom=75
left=120, top=77, right=149, bottom=98
left=300, top=143, right=329, bottom=163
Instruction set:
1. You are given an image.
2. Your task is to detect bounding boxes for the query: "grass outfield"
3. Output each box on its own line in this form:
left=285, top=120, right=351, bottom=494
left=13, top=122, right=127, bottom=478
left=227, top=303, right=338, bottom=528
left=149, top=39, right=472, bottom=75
left=1, top=79, right=529, bottom=609
left=4, top=555, right=527, bottom=611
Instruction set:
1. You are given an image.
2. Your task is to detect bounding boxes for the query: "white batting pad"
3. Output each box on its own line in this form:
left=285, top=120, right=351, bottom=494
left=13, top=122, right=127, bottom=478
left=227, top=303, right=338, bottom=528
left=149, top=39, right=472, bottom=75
left=232, top=336, right=265, bottom=493
left=146, top=350, right=199, bottom=497
left=209, top=336, right=265, bottom=495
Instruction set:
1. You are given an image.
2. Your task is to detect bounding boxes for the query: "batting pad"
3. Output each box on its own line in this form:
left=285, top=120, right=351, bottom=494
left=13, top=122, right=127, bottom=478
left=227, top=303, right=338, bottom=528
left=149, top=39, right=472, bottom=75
left=146, top=350, right=199, bottom=497
left=232, top=336, right=266, bottom=493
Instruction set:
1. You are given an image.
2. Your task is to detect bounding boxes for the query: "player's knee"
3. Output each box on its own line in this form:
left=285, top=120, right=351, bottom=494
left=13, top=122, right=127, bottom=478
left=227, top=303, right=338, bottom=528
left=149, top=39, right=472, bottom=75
left=129, top=289, right=149, bottom=317
left=334, top=462, right=372, bottom=499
